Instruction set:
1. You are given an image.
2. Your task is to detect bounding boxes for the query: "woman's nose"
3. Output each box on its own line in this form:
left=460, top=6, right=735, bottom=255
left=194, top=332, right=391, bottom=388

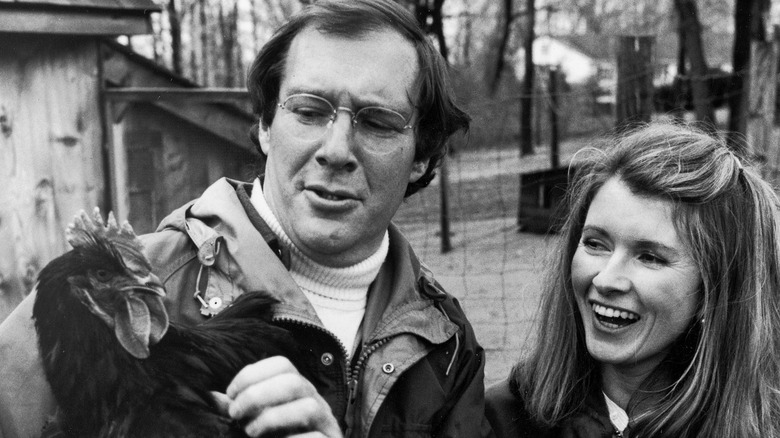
left=591, top=256, right=632, bottom=295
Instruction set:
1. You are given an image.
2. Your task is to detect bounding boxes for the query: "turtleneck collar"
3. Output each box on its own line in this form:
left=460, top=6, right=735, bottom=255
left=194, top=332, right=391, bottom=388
left=249, top=178, right=388, bottom=306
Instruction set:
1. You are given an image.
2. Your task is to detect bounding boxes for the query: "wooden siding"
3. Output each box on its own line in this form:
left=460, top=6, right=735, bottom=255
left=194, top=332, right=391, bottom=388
left=0, top=35, right=105, bottom=320
left=120, top=105, right=256, bottom=234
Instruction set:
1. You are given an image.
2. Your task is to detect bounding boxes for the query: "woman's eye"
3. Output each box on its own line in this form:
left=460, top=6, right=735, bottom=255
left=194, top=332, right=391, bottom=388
left=582, top=238, right=605, bottom=251
left=638, top=253, right=666, bottom=265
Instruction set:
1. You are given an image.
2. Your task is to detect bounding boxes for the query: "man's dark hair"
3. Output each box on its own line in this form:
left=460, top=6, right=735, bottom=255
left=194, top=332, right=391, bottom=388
left=247, top=0, right=470, bottom=197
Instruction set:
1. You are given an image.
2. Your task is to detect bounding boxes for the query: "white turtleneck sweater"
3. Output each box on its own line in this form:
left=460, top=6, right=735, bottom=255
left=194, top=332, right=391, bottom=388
left=250, top=179, right=388, bottom=358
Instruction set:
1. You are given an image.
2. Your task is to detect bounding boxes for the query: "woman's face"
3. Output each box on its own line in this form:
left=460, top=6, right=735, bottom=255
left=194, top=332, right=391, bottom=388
left=571, top=177, right=700, bottom=375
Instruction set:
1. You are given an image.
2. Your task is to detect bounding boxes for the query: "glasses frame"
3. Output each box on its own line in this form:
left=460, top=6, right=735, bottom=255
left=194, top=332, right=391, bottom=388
left=277, top=93, right=415, bottom=135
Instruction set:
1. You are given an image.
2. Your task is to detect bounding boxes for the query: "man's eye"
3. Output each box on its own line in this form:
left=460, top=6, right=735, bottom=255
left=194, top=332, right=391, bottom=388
left=358, top=117, right=396, bottom=132
left=292, top=107, right=329, bottom=119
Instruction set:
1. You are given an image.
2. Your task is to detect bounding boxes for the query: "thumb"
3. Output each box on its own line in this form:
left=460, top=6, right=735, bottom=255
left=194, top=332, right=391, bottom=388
left=211, top=391, right=232, bottom=416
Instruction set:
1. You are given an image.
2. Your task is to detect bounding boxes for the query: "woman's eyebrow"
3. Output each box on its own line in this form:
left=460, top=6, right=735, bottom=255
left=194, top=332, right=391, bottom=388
left=633, top=239, right=679, bottom=255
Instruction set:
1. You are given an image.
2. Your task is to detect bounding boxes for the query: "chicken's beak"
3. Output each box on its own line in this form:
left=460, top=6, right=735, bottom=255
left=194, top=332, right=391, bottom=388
left=127, top=273, right=166, bottom=298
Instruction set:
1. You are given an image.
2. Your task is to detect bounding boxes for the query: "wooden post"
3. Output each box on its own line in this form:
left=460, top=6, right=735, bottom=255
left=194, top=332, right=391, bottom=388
left=549, top=67, right=560, bottom=169
left=439, top=156, right=452, bottom=253
left=616, top=35, right=655, bottom=129
left=520, top=0, right=536, bottom=156
left=746, top=30, right=779, bottom=183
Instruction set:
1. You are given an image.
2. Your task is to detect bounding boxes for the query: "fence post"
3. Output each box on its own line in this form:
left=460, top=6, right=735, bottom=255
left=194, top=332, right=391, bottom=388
left=439, top=155, right=452, bottom=253
left=616, top=35, right=655, bottom=128
left=549, top=67, right=560, bottom=169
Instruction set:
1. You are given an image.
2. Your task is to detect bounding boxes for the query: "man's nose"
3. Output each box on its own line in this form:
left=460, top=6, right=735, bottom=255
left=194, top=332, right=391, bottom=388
left=591, top=255, right=632, bottom=295
left=314, top=114, right=358, bottom=172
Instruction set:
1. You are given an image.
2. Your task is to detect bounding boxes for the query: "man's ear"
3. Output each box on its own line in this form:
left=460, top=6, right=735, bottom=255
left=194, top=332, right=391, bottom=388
left=258, top=123, right=272, bottom=155
left=409, top=159, right=429, bottom=183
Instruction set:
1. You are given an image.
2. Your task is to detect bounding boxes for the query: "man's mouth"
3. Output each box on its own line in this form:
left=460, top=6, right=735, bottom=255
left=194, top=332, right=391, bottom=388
left=312, top=188, right=348, bottom=201
left=592, top=303, right=640, bottom=329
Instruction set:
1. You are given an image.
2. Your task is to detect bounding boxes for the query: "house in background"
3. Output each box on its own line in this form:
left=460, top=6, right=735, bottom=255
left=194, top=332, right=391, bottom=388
left=516, top=30, right=734, bottom=105
left=0, top=0, right=257, bottom=322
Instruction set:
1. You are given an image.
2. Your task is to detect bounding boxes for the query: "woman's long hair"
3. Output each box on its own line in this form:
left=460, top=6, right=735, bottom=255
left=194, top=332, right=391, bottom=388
left=512, top=122, right=780, bottom=437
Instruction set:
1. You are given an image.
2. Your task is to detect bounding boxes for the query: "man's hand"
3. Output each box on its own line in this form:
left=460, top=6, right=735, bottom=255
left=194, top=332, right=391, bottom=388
left=212, top=356, right=343, bottom=438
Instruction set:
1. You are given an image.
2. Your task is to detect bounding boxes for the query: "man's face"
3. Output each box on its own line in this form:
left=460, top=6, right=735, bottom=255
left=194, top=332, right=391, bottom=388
left=259, top=27, right=427, bottom=268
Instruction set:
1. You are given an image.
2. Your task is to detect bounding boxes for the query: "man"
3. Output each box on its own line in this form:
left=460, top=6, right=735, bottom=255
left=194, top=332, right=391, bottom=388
left=0, top=1, right=489, bottom=437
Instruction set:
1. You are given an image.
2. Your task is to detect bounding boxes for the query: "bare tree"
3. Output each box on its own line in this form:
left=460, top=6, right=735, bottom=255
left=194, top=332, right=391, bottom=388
left=167, top=0, right=183, bottom=75
left=199, top=0, right=214, bottom=86
left=728, top=0, right=771, bottom=140
left=674, top=0, right=715, bottom=127
left=219, top=0, right=237, bottom=87
left=489, top=0, right=514, bottom=95
left=520, top=0, right=535, bottom=156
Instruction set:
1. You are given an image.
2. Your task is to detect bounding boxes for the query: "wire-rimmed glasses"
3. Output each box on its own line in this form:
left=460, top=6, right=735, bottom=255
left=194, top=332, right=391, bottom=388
left=277, top=93, right=414, bottom=153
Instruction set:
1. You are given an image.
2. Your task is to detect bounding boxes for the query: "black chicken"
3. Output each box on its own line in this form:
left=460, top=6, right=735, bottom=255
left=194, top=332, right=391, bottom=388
left=33, top=208, right=300, bottom=437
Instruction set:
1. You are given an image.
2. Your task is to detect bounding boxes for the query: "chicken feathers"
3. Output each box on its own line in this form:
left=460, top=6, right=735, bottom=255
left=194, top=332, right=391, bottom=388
left=33, top=208, right=299, bottom=437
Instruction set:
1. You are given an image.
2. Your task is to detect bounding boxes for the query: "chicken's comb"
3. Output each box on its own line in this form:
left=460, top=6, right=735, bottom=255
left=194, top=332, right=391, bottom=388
left=66, top=208, right=148, bottom=269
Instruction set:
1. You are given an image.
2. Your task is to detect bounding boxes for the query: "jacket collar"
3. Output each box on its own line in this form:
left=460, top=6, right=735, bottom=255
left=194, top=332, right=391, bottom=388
left=157, top=177, right=457, bottom=346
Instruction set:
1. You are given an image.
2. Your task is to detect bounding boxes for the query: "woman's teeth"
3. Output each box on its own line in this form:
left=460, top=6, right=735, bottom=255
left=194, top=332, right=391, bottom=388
left=592, top=303, right=639, bottom=327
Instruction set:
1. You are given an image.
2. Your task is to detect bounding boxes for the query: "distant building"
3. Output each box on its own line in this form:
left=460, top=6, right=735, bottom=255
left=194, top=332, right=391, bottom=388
left=514, top=31, right=734, bottom=94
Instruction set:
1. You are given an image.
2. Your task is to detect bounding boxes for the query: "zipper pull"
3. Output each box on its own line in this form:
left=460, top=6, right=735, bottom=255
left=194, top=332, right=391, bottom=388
left=347, top=378, right=358, bottom=404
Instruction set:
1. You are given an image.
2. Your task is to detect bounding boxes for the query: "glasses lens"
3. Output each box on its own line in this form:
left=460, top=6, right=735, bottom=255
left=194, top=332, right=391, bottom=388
left=281, top=94, right=333, bottom=141
left=354, top=107, right=410, bottom=139
left=279, top=94, right=413, bottom=151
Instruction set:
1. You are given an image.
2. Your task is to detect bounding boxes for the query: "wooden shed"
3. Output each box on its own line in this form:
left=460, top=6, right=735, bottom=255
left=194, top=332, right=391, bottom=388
left=0, top=0, right=258, bottom=322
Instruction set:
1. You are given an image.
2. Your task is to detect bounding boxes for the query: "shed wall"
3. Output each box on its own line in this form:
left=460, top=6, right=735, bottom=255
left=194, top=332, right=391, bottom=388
left=0, top=35, right=105, bottom=320
left=122, top=105, right=257, bottom=234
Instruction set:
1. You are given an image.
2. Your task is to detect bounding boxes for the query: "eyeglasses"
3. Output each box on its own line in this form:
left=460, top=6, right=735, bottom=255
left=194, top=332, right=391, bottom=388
left=277, top=93, right=414, bottom=153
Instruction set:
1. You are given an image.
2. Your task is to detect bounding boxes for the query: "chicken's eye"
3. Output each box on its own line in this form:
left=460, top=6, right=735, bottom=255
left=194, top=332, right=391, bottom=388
left=94, top=269, right=112, bottom=282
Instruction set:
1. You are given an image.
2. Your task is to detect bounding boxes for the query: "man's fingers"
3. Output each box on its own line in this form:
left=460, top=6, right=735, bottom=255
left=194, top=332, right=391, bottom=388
left=241, top=396, right=342, bottom=438
left=211, top=391, right=231, bottom=415
left=227, top=356, right=299, bottom=398
left=228, top=372, right=315, bottom=419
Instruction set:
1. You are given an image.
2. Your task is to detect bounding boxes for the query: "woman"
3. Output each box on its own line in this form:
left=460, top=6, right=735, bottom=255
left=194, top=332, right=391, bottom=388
left=487, top=122, right=780, bottom=437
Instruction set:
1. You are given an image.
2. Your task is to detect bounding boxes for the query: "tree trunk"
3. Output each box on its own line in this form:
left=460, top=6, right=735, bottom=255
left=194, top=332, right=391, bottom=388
left=489, top=0, right=513, bottom=95
left=219, top=1, right=236, bottom=87
left=520, top=0, right=535, bottom=156
left=167, top=0, right=183, bottom=75
left=616, top=36, right=655, bottom=128
left=674, top=0, right=715, bottom=127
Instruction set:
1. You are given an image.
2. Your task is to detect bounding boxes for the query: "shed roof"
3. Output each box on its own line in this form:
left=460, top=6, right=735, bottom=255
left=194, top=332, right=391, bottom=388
left=0, top=0, right=159, bottom=12
left=0, top=0, right=160, bottom=35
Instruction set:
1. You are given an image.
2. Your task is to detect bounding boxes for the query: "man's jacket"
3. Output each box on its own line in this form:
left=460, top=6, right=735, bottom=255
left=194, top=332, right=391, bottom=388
left=0, top=178, right=489, bottom=438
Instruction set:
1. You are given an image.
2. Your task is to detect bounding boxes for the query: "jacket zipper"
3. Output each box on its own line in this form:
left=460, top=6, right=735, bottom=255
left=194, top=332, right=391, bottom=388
left=346, top=337, right=392, bottom=403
